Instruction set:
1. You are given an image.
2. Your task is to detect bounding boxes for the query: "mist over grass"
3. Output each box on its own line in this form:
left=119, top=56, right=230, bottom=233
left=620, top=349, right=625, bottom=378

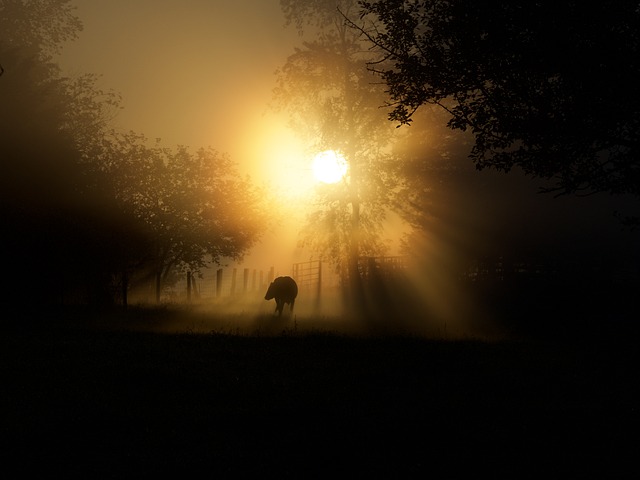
left=2, top=303, right=636, bottom=477
left=43, top=294, right=505, bottom=342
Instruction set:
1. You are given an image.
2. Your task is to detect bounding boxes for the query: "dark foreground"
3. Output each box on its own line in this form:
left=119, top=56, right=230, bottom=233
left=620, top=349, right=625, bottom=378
left=1, top=311, right=637, bottom=477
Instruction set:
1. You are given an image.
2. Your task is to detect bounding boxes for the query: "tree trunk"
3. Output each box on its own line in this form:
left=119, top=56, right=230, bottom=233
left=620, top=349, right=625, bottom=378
left=155, top=270, right=162, bottom=303
left=122, top=270, right=128, bottom=309
left=348, top=197, right=366, bottom=317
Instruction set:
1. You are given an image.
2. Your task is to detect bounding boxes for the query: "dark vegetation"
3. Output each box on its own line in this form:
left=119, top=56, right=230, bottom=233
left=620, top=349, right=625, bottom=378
left=359, top=0, right=640, bottom=204
left=0, top=4, right=268, bottom=310
left=2, top=307, right=636, bottom=477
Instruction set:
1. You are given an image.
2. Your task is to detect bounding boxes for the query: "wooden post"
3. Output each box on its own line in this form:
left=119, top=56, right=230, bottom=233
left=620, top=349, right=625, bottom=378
left=216, top=268, right=223, bottom=298
left=231, top=268, right=237, bottom=295
left=317, top=260, right=322, bottom=300
left=268, top=266, right=274, bottom=284
left=187, top=271, right=192, bottom=301
left=243, top=268, right=249, bottom=293
left=191, top=275, right=198, bottom=299
left=252, top=269, right=256, bottom=292
left=122, top=270, right=129, bottom=310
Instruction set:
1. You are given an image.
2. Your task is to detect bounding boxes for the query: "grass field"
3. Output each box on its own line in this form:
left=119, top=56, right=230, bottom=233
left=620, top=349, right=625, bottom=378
left=1, top=306, right=637, bottom=477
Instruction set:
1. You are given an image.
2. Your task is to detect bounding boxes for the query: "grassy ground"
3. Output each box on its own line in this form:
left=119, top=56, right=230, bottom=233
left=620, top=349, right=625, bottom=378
left=1, top=307, right=637, bottom=477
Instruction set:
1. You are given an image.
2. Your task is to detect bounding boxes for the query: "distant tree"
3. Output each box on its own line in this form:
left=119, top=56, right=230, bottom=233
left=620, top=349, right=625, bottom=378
left=0, top=41, right=135, bottom=306
left=0, top=0, right=82, bottom=60
left=97, top=132, right=268, bottom=302
left=1, top=3, right=149, bottom=307
left=275, top=0, right=399, bottom=311
left=357, top=1, right=640, bottom=201
left=0, top=1, right=113, bottom=213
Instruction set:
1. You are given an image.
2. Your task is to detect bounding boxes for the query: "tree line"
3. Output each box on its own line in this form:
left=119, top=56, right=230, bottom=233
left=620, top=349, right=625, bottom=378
left=0, top=1, right=268, bottom=308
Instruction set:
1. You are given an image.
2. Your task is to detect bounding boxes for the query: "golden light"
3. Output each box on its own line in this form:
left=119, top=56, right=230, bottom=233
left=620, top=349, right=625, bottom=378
left=242, top=115, right=316, bottom=199
left=312, top=150, right=348, bottom=184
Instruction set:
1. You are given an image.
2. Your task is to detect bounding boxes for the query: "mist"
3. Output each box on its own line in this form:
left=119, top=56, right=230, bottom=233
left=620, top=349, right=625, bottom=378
left=0, top=0, right=637, bottom=343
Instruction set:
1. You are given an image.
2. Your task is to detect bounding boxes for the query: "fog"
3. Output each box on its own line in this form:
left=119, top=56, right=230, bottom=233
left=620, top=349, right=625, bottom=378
left=2, top=0, right=639, bottom=341
left=54, top=0, right=333, bottom=275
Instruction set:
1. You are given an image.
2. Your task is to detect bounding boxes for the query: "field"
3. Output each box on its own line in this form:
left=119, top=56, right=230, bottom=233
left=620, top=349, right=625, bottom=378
left=1, top=306, right=637, bottom=477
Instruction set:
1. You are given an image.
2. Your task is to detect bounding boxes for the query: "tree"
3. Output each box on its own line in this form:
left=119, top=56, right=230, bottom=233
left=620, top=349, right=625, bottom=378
left=3, top=2, right=269, bottom=307
left=0, top=2, right=142, bottom=307
left=0, top=0, right=82, bottom=60
left=275, top=0, right=400, bottom=312
left=357, top=1, right=640, bottom=202
left=0, top=60, right=131, bottom=307
left=97, top=132, right=268, bottom=303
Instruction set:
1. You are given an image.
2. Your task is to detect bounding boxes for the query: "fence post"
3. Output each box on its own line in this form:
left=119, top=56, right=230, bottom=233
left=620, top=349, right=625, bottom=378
left=268, top=266, right=274, bottom=284
left=191, top=275, right=198, bottom=299
left=243, top=268, right=249, bottom=294
left=260, top=270, right=264, bottom=291
left=216, top=268, right=223, bottom=298
left=187, top=271, right=192, bottom=302
left=122, top=270, right=129, bottom=310
left=317, top=260, right=322, bottom=299
left=231, top=268, right=237, bottom=295
left=252, top=269, right=256, bottom=292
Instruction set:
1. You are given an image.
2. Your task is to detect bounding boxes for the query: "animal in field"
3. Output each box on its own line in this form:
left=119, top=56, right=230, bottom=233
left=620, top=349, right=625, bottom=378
left=264, top=276, right=298, bottom=316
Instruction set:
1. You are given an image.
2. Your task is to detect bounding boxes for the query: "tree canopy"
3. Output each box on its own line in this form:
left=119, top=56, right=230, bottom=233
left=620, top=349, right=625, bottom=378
left=357, top=0, right=640, bottom=200
left=0, top=0, right=82, bottom=59
left=96, top=132, right=268, bottom=302
left=1, top=1, right=267, bottom=307
left=275, top=0, right=400, bottom=299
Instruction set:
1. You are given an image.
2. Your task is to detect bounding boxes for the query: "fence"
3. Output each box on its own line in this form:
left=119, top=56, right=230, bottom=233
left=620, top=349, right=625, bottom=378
left=174, top=256, right=406, bottom=302
left=175, top=260, right=332, bottom=303
left=177, top=266, right=275, bottom=301
left=291, top=259, right=324, bottom=301
left=358, top=256, right=409, bottom=280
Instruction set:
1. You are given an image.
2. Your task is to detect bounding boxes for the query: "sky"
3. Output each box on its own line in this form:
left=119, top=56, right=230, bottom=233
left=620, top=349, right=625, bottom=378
left=57, top=0, right=314, bottom=188
left=57, top=0, right=321, bottom=273
left=54, top=0, right=640, bottom=292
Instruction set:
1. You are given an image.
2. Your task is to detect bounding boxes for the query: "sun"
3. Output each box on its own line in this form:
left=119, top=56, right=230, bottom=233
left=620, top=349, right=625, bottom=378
left=312, top=150, right=348, bottom=184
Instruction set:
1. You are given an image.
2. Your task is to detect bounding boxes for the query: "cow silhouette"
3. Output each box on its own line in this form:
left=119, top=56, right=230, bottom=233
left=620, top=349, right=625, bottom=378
left=264, top=276, right=298, bottom=316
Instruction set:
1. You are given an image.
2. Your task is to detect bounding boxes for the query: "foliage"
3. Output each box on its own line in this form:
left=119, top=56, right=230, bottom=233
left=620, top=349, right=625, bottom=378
left=275, top=0, right=399, bottom=284
left=0, top=0, right=82, bottom=59
left=280, top=0, right=362, bottom=33
left=357, top=0, right=640, bottom=199
left=96, top=132, right=268, bottom=301
left=0, top=48, right=138, bottom=306
left=1, top=2, right=266, bottom=306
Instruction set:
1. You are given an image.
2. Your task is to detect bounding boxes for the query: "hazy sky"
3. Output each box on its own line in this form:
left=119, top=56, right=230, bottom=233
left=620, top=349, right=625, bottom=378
left=58, top=0, right=306, bottom=188
left=57, top=0, right=320, bottom=272
left=54, top=0, right=640, bottom=277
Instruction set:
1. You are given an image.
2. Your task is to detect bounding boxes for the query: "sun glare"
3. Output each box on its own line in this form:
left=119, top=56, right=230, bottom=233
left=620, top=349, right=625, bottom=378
left=312, top=150, right=348, bottom=184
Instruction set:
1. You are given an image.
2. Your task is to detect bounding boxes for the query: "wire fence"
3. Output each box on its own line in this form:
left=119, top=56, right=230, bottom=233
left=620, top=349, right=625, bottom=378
left=181, top=266, right=276, bottom=301
left=151, top=256, right=408, bottom=304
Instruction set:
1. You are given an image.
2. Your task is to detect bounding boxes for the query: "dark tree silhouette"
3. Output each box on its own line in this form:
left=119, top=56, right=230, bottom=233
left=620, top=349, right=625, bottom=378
left=0, top=42, right=141, bottom=307
left=1, top=2, right=266, bottom=307
left=0, top=2, right=143, bottom=308
left=357, top=1, right=640, bottom=200
left=96, top=132, right=268, bottom=303
left=0, top=0, right=82, bottom=60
